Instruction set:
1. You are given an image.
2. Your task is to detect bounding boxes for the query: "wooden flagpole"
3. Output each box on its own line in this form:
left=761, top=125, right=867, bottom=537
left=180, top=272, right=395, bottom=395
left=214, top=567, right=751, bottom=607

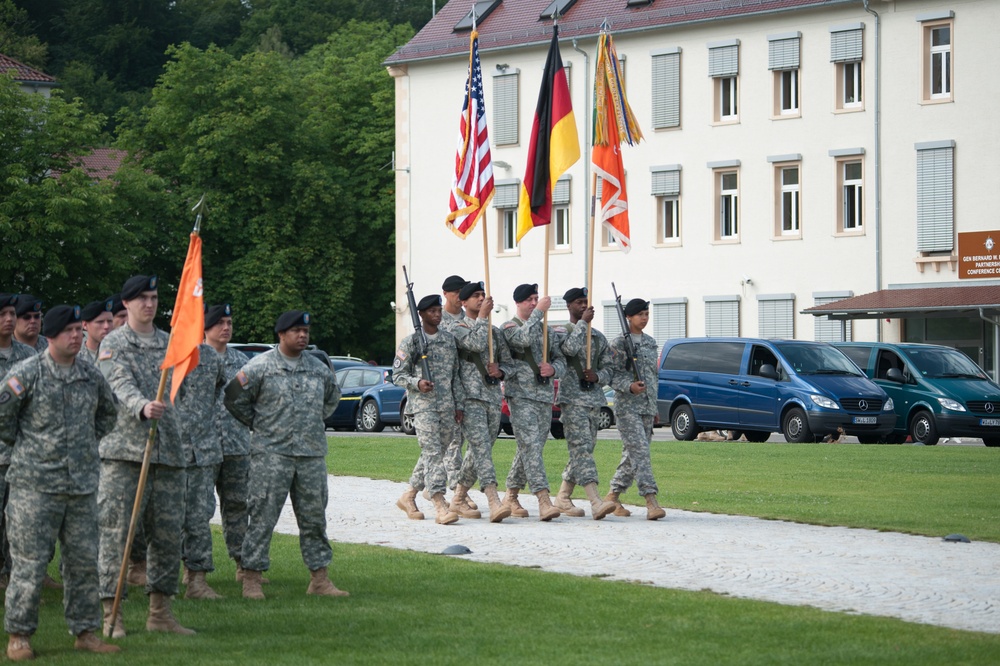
left=542, top=228, right=550, bottom=365
left=586, top=171, right=598, bottom=369
left=482, top=217, right=493, bottom=359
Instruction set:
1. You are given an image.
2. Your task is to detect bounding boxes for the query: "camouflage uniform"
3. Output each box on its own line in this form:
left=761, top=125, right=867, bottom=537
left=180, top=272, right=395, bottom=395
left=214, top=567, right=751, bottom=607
left=78, top=344, right=99, bottom=366
left=0, top=340, right=33, bottom=579
left=0, top=352, right=117, bottom=636
left=556, top=322, right=613, bottom=486
left=179, top=344, right=226, bottom=573
left=97, top=324, right=187, bottom=600
left=224, top=349, right=340, bottom=573
left=609, top=332, right=660, bottom=497
left=502, top=309, right=566, bottom=493
left=452, top=316, right=514, bottom=489
left=438, top=308, right=467, bottom=487
left=393, top=329, right=465, bottom=496
left=214, top=346, right=251, bottom=563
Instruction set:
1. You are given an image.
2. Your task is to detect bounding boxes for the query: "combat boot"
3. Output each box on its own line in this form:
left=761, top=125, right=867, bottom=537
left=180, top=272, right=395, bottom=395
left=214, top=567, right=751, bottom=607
left=448, top=484, right=481, bottom=519
left=431, top=493, right=459, bottom=525
left=184, top=570, right=222, bottom=600
left=235, top=562, right=270, bottom=584
left=501, top=488, right=530, bottom=518
left=644, top=494, right=667, bottom=521
left=553, top=480, right=585, bottom=517
left=146, top=592, right=195, bottom=635
left=241, top=569, right=265, bottom=600
left=74, top=630, right=121, bottom=654
left=395, top=485, right=425, bottom=520
left=584, top=483, right=616, bottom=520
left=605, top=491, right=631, bottom=517
left=483, top=484, right=511, bottom=523
left=306, top=567, right=350, bottom=597
left=534, top=489, right=561, bottom=522
left=6, top=634, right=33, bottom=661
left=101, top=599, right=126, bottom=639
left=126, top=560, right=147, bottom=586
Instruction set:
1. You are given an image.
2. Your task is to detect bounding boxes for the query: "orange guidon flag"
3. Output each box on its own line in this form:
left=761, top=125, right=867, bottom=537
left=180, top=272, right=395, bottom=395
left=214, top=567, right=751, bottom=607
left=161, top=233, right=204, bottom=403
left=516, top=25, right=580, bottom=242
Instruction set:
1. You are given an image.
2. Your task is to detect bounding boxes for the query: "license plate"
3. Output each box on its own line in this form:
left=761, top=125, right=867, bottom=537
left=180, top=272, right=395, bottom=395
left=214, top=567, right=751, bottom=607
left=980, top=418, right=1000, bottom=427
left=853, top=416, right=877, bottom=425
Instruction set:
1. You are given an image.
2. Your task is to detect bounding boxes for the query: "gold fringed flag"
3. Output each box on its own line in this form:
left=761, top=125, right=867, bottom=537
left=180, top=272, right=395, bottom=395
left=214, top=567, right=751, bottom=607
left=160, top=233, right=204, bottom=403
left=593, top=30, right=643, bottom=252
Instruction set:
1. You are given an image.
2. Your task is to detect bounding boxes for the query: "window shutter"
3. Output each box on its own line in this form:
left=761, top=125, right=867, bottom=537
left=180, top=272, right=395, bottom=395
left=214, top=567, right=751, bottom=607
left=830, top=28, right=863, bottom=63
left=758, top=297, right=794, bottom=339
left=768, top=36, right=800, bottom=71
left=651, top=169, right=680, bottom=197
left=493, top=181, right=520, bottom=208
left=553, top=176, right=571, bottom=205
left=916, top=145, right=954, bottom=252
left=651, top=51, right=680, bottom=128
left=652, top=302, right=686, bottom=349
left=813, top=296, right=853, bottom=342
left=493, top=72, right=518, bottom=145
left=708, top=44, right=739, bottom=78
left=705, top=299, right=739, bottom=337
left=603, top=305, right=622, bottom=337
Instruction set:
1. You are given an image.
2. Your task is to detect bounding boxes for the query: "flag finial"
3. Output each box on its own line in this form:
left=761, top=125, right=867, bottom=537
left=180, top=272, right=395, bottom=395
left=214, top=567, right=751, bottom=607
left=191, top=194, right=207, bottom=233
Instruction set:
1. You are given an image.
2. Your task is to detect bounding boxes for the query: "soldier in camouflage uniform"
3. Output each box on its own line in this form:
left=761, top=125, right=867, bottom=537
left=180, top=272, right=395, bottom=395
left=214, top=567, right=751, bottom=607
left=500, top=284, right=566, bottom=521
left=224, top=310, right=346, bottom=600
left=79, top=298, right=115, bottom=366
left=203, top=304, right=252, bottom=579
left=110, top=294, right=128, bottom=329
left=0, top=305, right=120, bottom=659
left=393, top=295, right=464, bottom=525
left=179, top=342, right=226, bottom=600
left=445, top=282, right=514, bottom=523
left=606, top=298, right=666, bottom=521
left=97, top=275, right=195, bottom=637
left=553, top=288, right=617, bottom=520
left=439, top=275, right=471, bottom=498
left=13, top=296, right=47, bottom=353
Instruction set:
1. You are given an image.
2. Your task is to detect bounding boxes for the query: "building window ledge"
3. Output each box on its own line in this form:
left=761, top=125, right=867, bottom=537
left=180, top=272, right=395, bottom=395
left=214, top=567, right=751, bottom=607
left=914, top=254, right=956, bottom=273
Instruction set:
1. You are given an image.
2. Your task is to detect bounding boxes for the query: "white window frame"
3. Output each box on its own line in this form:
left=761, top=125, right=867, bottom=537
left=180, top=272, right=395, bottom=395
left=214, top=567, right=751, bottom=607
left=551, top=205, right=571, bottom=251
left=841, top=160, right=863, bottom=232
left=780, top=165, right=801, bottom=236
left=928, top=24, right=951, bottom=99
left=500, top=209, right=518, bottom=254
left=841, top=61, right=862, bottom=109
left=778, top=69, right=799, bottom=115
left=719, top=171, right=739, bottom=240
left=659, top=197, right=680, bottom=244
left=718, top=76, right=738, bottom=121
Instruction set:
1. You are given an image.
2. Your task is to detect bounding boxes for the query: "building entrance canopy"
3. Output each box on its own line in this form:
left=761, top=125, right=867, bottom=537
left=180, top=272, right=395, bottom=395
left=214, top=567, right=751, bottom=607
left=803, top=286, right=1000, bottom=321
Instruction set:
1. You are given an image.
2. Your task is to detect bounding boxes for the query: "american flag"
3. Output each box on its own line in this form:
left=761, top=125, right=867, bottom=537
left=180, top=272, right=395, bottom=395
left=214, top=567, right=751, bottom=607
left=446, top=30, right=494, bottom=238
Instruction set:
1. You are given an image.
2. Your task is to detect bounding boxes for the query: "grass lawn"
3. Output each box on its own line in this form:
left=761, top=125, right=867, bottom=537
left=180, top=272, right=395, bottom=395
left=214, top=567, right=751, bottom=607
left=327, top=435, right=1000, bottom=543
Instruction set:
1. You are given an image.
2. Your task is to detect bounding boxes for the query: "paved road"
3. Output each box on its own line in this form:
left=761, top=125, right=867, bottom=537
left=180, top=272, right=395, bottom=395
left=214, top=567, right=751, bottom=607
left=247, top=475, right=1000, bottom=635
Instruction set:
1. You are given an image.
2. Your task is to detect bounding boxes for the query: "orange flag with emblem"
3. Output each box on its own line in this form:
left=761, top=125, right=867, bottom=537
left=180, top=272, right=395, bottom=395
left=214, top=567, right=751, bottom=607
left=161, top=233, right=204, bottom=403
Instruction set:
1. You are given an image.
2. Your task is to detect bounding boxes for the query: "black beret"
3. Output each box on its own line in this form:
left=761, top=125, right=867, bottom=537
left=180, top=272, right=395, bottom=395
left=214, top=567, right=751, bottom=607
left=441, top=275, right=467, bottom=292
left=15, top=295, right=42, bottom=317
left=417, top=294, right=441, bottom=311
left=121, top=275, right=158, bottom=301
left=459, top=281, right=484, bottom=301
left=81, top=298, right=114, bottom=322
left=513, top=283, right=538, bottom=303
left=563, top=287, right=588, bottom=303
left=205, top=304, right=232, bottom=330
left=274, top=310, right=310, bottom=333
left=0, top=293, right=17, bottom=310
left=43, top=305, right=81, bottom=337
left=110, top=293, right=125, bottom=315
left=624, top=298, right=650, bottom=317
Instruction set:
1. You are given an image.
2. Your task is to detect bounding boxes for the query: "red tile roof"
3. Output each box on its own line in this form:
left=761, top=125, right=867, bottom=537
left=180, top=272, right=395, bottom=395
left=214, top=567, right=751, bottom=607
left=0, top=53, right=55, bottom=84
left=804, top=286, right=1000, bottom=319
left=387, top=0, right=853, bottom=64
left=69, top=148, right=126, bottom=181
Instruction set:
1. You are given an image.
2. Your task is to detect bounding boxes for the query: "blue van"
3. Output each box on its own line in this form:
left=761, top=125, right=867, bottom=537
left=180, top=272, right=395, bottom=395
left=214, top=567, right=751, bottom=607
left=657, top=338, right=895, bottom=443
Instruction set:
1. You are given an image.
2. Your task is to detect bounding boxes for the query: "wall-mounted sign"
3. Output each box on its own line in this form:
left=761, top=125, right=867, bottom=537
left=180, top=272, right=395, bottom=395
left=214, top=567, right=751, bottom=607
left=959, top=231, right=1000, bottom=279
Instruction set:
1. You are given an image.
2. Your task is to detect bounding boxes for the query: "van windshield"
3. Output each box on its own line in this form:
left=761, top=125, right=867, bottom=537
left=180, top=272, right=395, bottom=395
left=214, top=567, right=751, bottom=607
left=773, top=343, right=864, bottom=376
left=902, top=347, right=987, bottom=380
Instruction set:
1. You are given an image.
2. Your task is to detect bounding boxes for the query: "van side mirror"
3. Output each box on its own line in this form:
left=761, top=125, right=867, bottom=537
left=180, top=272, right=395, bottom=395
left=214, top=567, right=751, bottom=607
left=759, top=363, right=779, bottom=380
left=885, top=368, right=905, bottom=383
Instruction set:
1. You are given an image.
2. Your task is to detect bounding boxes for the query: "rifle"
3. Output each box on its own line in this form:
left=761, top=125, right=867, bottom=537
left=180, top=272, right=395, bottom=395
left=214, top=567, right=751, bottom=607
left=612, top=282, right=641, bottom=383
left=402, top=265, right=433, bottom=383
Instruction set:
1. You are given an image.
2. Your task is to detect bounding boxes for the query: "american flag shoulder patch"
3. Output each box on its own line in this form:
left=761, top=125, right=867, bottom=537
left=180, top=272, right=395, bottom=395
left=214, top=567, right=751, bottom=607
left=396, top=350, right=408, bottom=361
left=235, top=371, right=249, bottom=388
left=98, top=349, right=113, bottom=361
left=7, top=377, right=24, bottom=396
left=503, top=322, right=517, bottom=329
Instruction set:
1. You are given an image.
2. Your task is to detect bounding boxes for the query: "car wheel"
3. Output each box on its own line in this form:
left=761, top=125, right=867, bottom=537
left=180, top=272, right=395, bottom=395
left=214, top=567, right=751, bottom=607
left=597, top=407, right=614, bottom=430
left=909, top=410, right=938, bottom=445
left=358, top=399, right=385, bottom=433
left=400, top=404, right=416, bottom=436
left=983, top=438, right=1000, bottom=447
left=782, top=407, right=814, bottom=443
left=671, top=404, right=698, bottom=441
left=550, top=422, right=565, bottom=440
left=743, top=430, right=770, bottom=442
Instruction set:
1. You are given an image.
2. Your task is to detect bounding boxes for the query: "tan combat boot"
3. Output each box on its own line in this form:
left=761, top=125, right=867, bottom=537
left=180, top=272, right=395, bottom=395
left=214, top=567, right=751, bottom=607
left=431, top=493, right=459, bottom=525
left=235, top=562, right=270, bottom=584
left=553, top=480, right=585, bottom=517
left=463, top=494, right=479, bottom=511
left=395, top=485, right=425, bottom=520
left=74, top=630, right=121, bottom=654
left=146, top=592, right=195, bottom=635
left=448, top=484, right=481, bottom=519
left=483, top=484, right=511, bottom=523
left=644, top=494, right=667, bottom=521
left=182, top=565, right=191, bottom=586
left=241, top=569, right=265, bottom=600
left=501, top=488, right=530, bottom=518
left=101, top=599, right=126, bottom=639
left=306, top=567, right=350, bottom=597
left=534, top=489, right=561, bottom=522
left=126, top=560, right=147, bottom=586
left=584, top=483, right=616, bottom=520
left=6, top=634, right=33, bottom=661
left=184, top=570, right=222, bottom=600
left=605, top=491, right=631, bottom=517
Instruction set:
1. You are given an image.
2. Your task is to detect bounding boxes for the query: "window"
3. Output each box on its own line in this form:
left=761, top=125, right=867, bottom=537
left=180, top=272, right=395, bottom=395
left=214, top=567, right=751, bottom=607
left=768, top=157, right=801, bottom=237
left=841, top=160, right=863, bottom=232
left=758, top=295, right=794, bottom=339
left=842, top=62, right=862, bottom=108
left=778, top=70, right=798, bottom=114
left=710, top=166, right=740, bottom=241
left=769, top=33, right=800, bottom=117
left=651, top=166, right=681, bottom=244
left=915, top=140, right=955, bottom=253
left=708, top=40, right=739, bottom=123
left=540, top=0, right=578, bottom=20
left=493, top=180, right=520, bottom=254
left=453, top=0, right=503, bottom=31
left=719, top=77, right=738, bottom=120
left=926, top=23, right=952, bottom=100
left=549, top=177, right=571, bottom=252
left=603, top=304, right=621, bottom=337
left=813, top=292, right=853, bottom=342
left=705, top=296, right=740, bottom=337
left=651, top=48, right=681, bottom=129
left=501, top=210, right=517, bottom=252
left=830, top=24, right=864, bottom=111
left=493, top=69, right=519, bottom=145
left=652, top=300, right=687, bottom=348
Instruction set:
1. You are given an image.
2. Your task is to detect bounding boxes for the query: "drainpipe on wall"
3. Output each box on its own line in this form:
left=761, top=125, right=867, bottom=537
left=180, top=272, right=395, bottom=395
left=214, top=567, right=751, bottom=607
left=572, top=38, right=591, bottom=287
left=862, top=0, right=882, bottom=341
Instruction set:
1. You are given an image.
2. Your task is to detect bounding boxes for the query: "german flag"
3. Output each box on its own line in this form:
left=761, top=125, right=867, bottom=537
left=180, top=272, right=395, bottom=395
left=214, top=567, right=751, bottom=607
left=517, top=26, right=580, bottom=242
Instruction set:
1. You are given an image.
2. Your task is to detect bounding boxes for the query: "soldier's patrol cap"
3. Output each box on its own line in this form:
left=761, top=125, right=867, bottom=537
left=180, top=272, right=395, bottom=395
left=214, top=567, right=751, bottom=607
left=14, top=295, right=42, bottom=317
left=110, top=293, right=125, bottom=315
left=459, top=281, right=484, bottom=301
left=81, top=298, right=114, bottom=322
left=441, top=275, right=467, bottom=292
left=417, top=294, right=442, bottom=311
left=121, top=275, right=158, bottom=301
left=513, top=283, right=538, bottom=303
left=0, top=293, right=17, bottom=311
left=205, top=304, right=232, bottom=330
left=275, top=310, right=310, bottom=333
left=562, top=287, right=588, bottom=303
left=43, top=305, right=82, bottom=337
left=624, top=298, right=650, bottom=316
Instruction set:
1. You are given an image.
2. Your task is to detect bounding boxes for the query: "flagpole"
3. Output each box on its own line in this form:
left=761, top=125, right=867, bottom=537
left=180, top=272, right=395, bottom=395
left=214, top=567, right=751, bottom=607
left=482, top=212, right=493, bottom=359
left=586, top=171, right=598, bottom=369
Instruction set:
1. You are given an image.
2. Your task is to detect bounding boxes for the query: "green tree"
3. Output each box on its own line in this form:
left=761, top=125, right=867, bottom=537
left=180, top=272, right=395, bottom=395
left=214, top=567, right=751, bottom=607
left=0, top=0, right=47, bottom=67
